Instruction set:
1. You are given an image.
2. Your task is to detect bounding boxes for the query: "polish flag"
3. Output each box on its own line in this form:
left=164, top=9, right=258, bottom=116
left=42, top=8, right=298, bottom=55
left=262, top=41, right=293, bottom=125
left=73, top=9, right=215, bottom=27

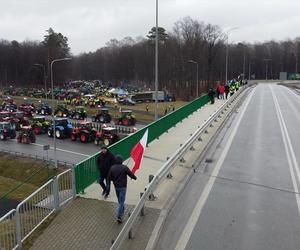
left=131, top=129, right=148, bottom=174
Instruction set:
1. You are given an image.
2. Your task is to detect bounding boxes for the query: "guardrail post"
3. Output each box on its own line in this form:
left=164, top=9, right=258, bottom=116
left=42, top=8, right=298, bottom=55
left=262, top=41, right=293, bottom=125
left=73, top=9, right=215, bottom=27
left=71, top=166, right=77, bottom=199
left=53, top=176, right=60, bottom=210
left=15, top=209, right=22, bottom=249
left=128, top=212, right=133, bottom=239
left=140, top=192, right=144, bottom=216
left=148, top=175, right=155, bottom=201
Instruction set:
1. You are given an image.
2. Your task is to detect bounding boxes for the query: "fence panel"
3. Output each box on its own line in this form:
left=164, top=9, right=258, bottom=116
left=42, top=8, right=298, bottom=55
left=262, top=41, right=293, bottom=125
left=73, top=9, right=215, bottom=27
left=57, top=169, right=74, bottom=206
left=16, top=179, right=55, bottom=244
left=0, top=210, right=17, bottom=250
left=75, top=95, right=210, bottom=193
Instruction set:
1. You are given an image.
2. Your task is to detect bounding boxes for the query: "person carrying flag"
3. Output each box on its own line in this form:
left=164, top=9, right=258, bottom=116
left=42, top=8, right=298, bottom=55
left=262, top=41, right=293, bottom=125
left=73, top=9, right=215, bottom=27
left=107, top=155, right=137, bottom=223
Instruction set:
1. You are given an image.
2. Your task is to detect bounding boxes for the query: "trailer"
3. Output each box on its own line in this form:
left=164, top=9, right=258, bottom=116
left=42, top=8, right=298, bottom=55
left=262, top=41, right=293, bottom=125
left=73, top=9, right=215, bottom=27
left=130, top=91, right=165, bottom=102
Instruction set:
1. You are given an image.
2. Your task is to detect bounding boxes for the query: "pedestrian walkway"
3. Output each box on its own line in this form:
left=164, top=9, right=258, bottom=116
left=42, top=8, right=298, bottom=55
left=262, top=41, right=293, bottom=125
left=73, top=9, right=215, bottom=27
left=29, top=98, right=227, bottom=249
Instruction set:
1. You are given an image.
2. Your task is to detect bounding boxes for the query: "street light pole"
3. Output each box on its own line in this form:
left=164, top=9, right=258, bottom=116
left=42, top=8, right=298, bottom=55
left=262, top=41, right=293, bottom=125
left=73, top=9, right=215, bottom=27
left=188, top=60, right=199, bottom=97
left=248, top=62, right=253, bottom=80
left=34, top=64, right=47, bottom=100
left=154, top=0, right=159, bottom=120
left=243, top=45, right=246, bottom=80
left=50, top=58, right=71, bottom=168
left=225, top=27, right=239, bottom=84
left=263, top=59, right=271, bottom=80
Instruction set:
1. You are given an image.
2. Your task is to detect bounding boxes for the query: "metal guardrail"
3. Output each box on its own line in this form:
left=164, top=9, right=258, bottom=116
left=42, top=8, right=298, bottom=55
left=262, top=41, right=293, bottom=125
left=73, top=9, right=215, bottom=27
left=0, top=148, right=73, bottom=168
left=0, top=209, right=17, bottom=250
left=0, top=169, right=75, bottom=250
left=110, top=87, right=248, bottom=249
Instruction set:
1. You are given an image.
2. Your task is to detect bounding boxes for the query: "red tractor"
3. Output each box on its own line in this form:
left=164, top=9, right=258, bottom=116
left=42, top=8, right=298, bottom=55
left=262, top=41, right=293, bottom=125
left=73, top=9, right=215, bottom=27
left=17, top=126, right=36, bottom=144
left=70, top=121, right=97, bottom=143
left=95, top=127, right=120, bottom=146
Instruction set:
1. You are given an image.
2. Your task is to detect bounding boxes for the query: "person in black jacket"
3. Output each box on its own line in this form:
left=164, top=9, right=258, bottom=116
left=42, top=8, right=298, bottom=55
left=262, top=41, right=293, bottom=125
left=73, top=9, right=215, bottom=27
left=97, top=146, right=115, bottom=199
left=107, top=155, right=137, bottom=223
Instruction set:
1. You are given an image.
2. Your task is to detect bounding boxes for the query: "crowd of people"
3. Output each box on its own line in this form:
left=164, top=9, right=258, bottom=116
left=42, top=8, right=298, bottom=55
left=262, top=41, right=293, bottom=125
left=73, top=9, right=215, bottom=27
left=208, top=77, right=247, bottom=104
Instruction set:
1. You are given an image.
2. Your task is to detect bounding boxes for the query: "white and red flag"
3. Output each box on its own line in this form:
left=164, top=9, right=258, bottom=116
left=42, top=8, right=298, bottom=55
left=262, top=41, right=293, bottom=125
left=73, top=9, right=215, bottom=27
left=130, top=129, right=148, bottom=174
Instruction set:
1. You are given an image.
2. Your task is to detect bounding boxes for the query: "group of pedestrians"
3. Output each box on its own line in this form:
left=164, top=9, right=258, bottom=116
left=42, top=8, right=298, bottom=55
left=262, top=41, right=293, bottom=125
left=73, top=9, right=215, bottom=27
left=97, top=146, right=137, bottom=224
left=208, top=78, right=244, bottom=104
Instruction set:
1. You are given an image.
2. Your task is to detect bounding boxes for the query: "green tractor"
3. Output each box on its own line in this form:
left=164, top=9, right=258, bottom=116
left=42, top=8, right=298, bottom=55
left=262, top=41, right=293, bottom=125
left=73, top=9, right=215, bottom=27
left=69, top=106, right=87, bottom=120
left=115, top=110, right=136, bottom=126
left=29, top=116, right=50, bottom=135
left=54, top=104, right=69, bottom=117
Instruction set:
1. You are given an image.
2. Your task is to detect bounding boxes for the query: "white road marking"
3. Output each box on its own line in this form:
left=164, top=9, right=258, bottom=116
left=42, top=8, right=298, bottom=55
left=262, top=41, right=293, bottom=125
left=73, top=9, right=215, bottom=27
left=270, top=85, right=300, bottom=215
left=174, top=88, right=255, bottom=250
left=32, top=142, right=90, bottom=157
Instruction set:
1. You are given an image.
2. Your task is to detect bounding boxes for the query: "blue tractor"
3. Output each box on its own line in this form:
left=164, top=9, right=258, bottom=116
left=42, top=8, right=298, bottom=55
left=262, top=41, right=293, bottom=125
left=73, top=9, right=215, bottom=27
left=47, top=118, right=73, bottom=139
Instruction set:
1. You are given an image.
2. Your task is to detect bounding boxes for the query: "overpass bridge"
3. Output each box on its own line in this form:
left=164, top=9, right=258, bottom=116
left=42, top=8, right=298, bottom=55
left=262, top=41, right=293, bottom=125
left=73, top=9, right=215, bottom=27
left=1, top=82, right=300, bottom=250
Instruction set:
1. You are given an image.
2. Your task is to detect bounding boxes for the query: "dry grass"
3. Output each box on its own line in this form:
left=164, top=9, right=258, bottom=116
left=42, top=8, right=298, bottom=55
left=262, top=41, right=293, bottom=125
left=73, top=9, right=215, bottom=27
left=0, top=154, right=57, bottom=201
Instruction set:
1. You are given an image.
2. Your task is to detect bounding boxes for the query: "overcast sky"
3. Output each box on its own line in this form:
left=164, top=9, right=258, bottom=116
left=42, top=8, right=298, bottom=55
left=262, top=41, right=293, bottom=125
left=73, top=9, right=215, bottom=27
left=0, top=0, right=299, bottom=55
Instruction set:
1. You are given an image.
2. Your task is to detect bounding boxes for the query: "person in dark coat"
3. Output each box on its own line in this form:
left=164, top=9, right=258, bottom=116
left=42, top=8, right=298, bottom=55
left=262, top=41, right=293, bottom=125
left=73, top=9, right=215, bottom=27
left=107, top=155, right=137, bottom=223
left=97, top=146, right=115, bottom=199
left=208, top=88, right=215, bottom=104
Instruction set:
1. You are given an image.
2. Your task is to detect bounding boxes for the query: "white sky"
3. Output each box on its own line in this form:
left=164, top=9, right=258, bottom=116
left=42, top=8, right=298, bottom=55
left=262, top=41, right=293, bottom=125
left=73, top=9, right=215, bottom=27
left=0, top=0, right=299, bottom=55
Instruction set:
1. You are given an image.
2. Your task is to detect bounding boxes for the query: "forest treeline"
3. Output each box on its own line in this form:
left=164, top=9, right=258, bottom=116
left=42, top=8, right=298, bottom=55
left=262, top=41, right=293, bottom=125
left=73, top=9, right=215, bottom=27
left=0, top=17, right=299, bottom=99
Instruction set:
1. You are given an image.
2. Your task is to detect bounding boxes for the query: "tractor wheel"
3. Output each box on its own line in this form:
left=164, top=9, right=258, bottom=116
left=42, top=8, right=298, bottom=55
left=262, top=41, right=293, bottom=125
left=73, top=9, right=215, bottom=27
left=122, top=118, right=129, bottom=126
left=103, top=138, right=111, bottom=146
left=47, top=129, right=52, bottom=137
left=80, top=134, right=87, bottom=143
left=70, top=134, right=76, bottom=141
left=55, top=130, right=61, bottom=139
left=33, top=127, right=40, bottom=135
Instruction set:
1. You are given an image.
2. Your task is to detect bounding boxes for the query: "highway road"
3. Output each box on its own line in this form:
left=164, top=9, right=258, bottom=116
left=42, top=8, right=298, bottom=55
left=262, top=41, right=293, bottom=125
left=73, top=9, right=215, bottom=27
left=156, top=84, right=300, bottom=250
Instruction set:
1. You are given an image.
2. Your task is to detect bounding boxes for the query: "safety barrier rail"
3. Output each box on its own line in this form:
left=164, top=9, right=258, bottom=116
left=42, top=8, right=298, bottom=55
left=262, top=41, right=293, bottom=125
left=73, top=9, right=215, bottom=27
left=110, top=87, right=248, bottom=249
left=75, top=94, right=210, bottom=193
left=0, top=169, right=75, bottom=250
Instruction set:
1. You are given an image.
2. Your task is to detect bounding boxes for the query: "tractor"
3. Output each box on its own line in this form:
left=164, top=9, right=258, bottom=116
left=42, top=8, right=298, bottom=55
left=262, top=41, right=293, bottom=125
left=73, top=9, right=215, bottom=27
left=92, top=108, right=112, bottom=123
left=70, top=121, right=97, bottom=143
left=115, top=110, right=136, bottom=126
left=17, top=126, right=36, bottom=144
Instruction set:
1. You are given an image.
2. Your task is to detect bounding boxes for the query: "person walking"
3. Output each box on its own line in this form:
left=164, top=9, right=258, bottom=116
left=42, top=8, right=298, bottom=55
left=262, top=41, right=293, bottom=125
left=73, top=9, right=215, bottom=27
left=225, top=83, right=230, bottom=99
left=108, top=155, right=137, bottom=223
left=218, top=84, right=225, bottom=99
left=97, top=146, right=115, bottom=199
left=208, top=88, right=215, bottom=104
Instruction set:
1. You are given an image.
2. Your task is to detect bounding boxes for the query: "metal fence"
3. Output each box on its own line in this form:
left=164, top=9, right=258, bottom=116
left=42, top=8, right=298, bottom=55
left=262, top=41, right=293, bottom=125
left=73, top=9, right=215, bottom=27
left=75, top=94, right=210, bottom=193
left=0, top=148, right=73, bottom=168
left=110, top=86, right=249, bottom=249
left=69, top=121, right=137, bottom=135
left=0, top=209, right=17, bottom=250
left=0, top=169, right=75, bottom=250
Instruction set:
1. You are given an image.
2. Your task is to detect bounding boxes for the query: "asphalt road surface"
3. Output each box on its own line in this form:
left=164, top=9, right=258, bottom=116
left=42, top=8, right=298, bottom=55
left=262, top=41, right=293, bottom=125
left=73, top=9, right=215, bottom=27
left=156, top=84, right=300, bottom=250
left=0, top=133, right=99, bottom=165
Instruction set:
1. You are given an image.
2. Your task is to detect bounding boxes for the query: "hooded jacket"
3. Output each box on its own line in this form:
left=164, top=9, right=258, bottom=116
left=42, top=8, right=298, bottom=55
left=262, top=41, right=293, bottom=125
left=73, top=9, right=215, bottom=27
left=108, top=155, right=137, bottom=188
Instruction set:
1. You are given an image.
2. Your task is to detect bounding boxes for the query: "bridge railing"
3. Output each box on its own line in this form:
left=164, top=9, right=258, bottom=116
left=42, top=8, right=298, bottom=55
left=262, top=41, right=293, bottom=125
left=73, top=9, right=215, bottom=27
left=0, top=168, right=75, bottom=250
left=75, top=94, right=210, bottom=193
left=110, top=86, right=248, bottom=249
